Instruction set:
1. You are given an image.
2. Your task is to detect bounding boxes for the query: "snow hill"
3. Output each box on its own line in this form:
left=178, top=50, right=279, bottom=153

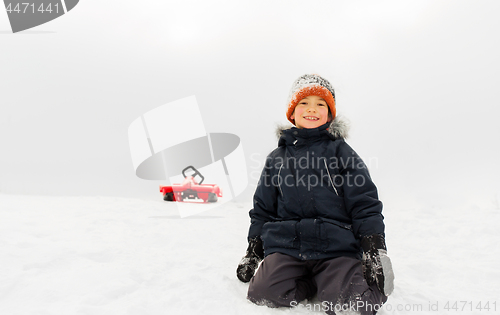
left=1, top=194, right=499, bottom=314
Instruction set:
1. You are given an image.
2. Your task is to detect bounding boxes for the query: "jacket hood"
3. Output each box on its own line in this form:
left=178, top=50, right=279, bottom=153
left=275, top=115, right=350, bottom=141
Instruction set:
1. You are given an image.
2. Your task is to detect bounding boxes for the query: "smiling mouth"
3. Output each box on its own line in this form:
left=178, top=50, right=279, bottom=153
left=303, top=116, right=319, bottom=121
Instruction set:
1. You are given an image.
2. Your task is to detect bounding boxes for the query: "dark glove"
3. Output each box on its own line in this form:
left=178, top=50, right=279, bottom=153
left=361, top=234, right=395, bottom=296
left=236, top=237, right=264, bottom=283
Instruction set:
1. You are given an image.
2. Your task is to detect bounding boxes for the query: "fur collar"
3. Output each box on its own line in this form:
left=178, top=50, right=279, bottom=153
left=275, top=115, right=350, bottom=140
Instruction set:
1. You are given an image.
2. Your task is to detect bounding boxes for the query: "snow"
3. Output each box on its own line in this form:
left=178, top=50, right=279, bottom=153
left=1, top=194, right=499, bottom=314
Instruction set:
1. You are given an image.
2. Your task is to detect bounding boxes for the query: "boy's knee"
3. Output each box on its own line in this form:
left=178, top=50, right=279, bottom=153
left=248, top=277, right=314, bottom=308
left=247, top=278, right=284, bottom=307
left=247, top=253, right=316, bottom=308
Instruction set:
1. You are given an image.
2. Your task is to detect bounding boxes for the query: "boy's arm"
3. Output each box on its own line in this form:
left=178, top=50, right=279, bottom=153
left=237, top=154, right=278, bottom=282
left=337, top=140, right=384, bottom=237
left=248, top=154, right=279, bottom=241
left=337, top=140, right=394, bottom=296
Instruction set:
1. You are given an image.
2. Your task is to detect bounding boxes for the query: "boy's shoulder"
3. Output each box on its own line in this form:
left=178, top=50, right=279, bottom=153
left=266, top=145, right=286, bottom=160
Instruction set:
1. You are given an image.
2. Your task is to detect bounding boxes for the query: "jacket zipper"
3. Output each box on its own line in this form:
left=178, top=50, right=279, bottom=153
left=277, top=164, right=284, bottom=196
left=323, top=159, right=339, bottom=196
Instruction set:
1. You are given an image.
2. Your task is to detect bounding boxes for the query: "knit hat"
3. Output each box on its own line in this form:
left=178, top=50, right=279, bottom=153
left=286, top=74, right=336, bottom=125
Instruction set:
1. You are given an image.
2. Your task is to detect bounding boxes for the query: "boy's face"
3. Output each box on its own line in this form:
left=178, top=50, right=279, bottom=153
left=290, top=95, right=331, bottom=129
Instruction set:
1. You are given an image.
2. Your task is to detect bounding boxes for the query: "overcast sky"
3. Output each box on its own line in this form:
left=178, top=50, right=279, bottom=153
left=1, top=0, right=499, bottom=210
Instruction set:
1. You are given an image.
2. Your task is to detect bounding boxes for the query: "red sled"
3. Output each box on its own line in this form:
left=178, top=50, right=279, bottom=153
left=159, top=166, right=222, bottom=203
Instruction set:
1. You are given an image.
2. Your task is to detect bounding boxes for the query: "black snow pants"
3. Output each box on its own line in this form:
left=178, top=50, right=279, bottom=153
left=247, top=252, right=387, bottom=315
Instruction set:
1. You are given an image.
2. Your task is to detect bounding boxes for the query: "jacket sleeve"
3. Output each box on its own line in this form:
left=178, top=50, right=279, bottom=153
left=247, top=153, right=279, bottom=241
left=336, top=140, right=384, bottom=238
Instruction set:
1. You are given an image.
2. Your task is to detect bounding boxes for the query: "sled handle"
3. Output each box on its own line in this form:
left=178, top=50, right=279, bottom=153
left=182, top=165, right=204, bottom=184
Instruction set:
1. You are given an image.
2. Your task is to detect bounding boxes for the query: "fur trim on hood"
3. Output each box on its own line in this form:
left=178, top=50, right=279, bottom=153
left=275, top=115, right=350, bottom=140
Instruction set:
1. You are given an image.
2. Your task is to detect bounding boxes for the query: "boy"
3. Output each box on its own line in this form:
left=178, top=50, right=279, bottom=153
left=236, top=74, right=394, bottom=315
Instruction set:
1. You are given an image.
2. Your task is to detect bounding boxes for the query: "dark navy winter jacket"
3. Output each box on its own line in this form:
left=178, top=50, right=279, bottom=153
left=248, top=119, right=384, bottom=261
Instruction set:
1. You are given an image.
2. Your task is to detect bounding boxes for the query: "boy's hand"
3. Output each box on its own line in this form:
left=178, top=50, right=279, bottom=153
left=237, top=237, right=264, bottom=282
left=361, top=234, right=395, bottom=296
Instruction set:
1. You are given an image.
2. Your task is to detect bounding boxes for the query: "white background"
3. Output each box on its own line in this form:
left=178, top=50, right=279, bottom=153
left=1, top=0, right=500, bottom=210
